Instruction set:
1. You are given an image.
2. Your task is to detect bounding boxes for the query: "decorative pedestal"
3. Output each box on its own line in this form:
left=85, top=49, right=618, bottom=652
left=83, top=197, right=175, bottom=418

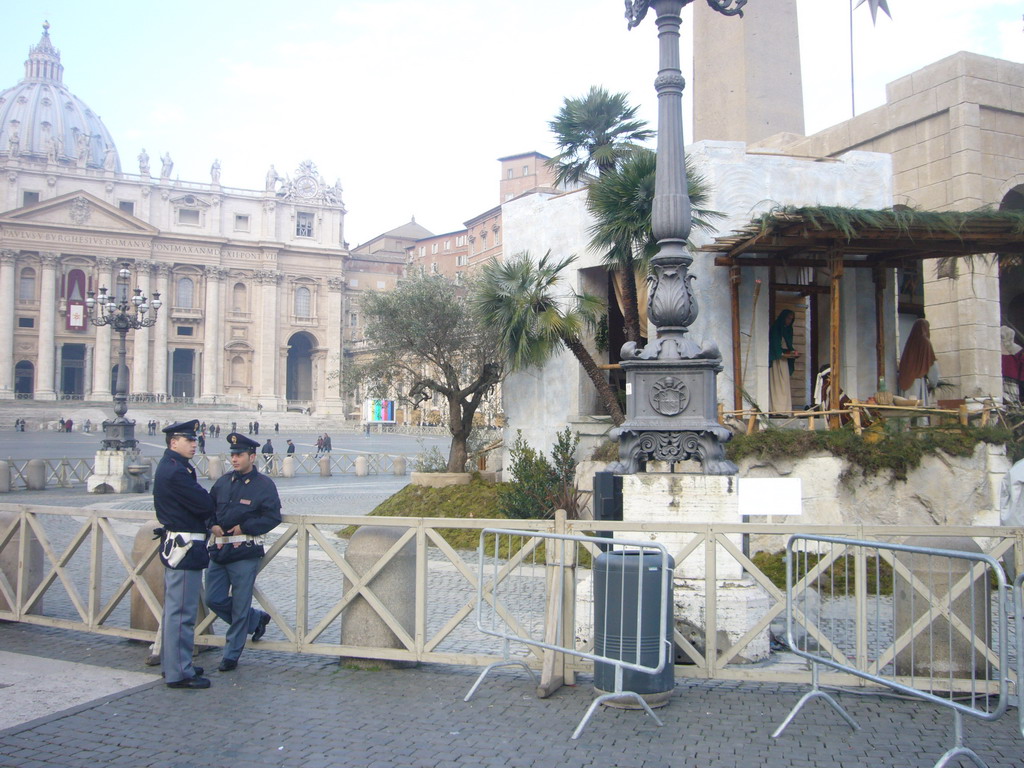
left=621, top=472, right=770, bottom=663
left=87, top=449, right=150, bottom=494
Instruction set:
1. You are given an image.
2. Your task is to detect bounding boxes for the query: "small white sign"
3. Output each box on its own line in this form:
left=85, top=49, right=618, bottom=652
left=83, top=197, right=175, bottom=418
left=626, top=382, right=632, bottom=396
left=738, top=477, right=802, bottom=517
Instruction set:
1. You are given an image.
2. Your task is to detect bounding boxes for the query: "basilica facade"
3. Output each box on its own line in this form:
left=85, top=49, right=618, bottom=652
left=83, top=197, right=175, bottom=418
left=0, top=25, right=349, bottom=413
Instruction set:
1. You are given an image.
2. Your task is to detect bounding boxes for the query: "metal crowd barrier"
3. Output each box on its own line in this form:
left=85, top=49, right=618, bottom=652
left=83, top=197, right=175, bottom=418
left=1016, top=572, right=1024, bottom=739
left=774, top=535, right=1010, bottom=768
left=466, top=527, right=672, bottom=739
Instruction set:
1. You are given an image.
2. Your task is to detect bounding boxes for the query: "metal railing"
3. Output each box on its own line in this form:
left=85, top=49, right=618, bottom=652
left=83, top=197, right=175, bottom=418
left=467, top=527, right=673, bottom=739
left=0, top=507, right=1020, bottom=697
left=772, top=535, right=1011, bottom=768
left=4, top=457, right=97, bottom=488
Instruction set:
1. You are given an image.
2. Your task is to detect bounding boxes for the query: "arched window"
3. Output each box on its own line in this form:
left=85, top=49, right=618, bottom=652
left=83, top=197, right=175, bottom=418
left=232, top=282, right=247, bottom=313
left=294, top=286, right=311, bottom=318
left=19, top=267, right=35, bottom=301
left=176, top=276, right=194, bottom=309
left=230, top=355, right=246, bottom=385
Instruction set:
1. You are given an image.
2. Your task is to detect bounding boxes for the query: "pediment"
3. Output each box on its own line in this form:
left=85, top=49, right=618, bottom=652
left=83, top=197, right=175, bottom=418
left=0, top=191, right=159, bottom=235
left=169, top=193, right=212, bottom=209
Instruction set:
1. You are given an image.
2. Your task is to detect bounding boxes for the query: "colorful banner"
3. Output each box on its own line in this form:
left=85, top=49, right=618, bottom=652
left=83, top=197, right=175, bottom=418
left=366, top=399, right=396, bottom=423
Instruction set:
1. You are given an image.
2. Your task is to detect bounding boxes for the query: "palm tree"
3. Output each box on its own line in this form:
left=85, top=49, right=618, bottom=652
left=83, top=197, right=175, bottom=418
left=547, top=86, right=654, bottom=188
left=475, top=252, right=625, bottom=425
left=587, top=148, right=722, bottom=344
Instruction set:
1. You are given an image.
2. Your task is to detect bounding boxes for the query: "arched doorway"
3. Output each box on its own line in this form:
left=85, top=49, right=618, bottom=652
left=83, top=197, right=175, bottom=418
left=15, top=361, right=33, bottom=398
left=61, top=343, right=86, bottom=398
left=172, top=349, right=195, bottom=399
left=286, top=332, right=315, bottom=405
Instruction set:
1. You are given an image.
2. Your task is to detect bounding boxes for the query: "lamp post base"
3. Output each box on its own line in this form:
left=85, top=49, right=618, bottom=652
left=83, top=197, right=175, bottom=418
left=87, top=449, right=151, bottom=494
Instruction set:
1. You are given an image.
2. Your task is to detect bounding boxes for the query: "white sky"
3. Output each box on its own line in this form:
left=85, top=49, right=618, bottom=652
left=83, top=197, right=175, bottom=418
left=1, top=1, right=1020, bottom=246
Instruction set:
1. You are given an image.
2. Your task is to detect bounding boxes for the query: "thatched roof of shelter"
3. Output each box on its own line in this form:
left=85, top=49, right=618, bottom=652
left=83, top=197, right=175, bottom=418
left=700, top=205, right=1024, bottom=268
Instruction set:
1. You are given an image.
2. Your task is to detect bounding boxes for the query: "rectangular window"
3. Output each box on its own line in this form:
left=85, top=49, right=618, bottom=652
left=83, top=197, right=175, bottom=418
left=456, top=235, right=466, bottom=247
left=234, top=214, right=250, bottom=232
left=456, top=254, right=468, bottom=266
left=17, top=317, right=34, bottom=328
left=431, top=243, right=438, bottom=254
left=178, top=208, right=200, bottom=225
left=444, top=240, right=450, bottom=251
left=349, top=312, right=358, bottom=327
left=376, top=280, right=386, bottom=289
left=22, top=191, right=40, bottom=206
left=176, top=326, right=194, bottom=336
left=349, top=278, right=359, bottom=288
left=419, top=246, right=425, bottom=257
left=522, top=165, right=529, bottom=176
left=296, top=212, right=314, bottom=237
left=507, top=169, right=513, bottom=179
left=118, top=200, right=135, bottom=215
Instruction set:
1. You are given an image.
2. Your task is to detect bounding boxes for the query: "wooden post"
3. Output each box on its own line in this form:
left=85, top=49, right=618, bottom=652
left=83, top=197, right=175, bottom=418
left=873, top=267, right=886, bottom=390
left=829, top=252, right=844, bottom=430
left=730, top=266, right=743, bottom=410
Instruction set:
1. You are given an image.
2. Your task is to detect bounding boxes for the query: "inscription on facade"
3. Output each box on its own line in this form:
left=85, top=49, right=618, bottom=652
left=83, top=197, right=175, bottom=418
left=2, top=228, right=149, bottom=249
left=153, top=242, right=221, bottom=257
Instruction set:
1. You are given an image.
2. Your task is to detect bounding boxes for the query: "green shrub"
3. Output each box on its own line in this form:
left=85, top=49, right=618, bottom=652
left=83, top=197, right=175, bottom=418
left=752, top=549, right=894, bottom=595
left=498, top=431, right=558, bottom=519
left=412, top=443, right=448, bottom=473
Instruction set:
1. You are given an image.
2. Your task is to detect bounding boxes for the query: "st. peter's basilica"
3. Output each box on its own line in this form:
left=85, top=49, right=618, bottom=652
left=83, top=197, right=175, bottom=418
left=0, top=24, right=349, bottom=414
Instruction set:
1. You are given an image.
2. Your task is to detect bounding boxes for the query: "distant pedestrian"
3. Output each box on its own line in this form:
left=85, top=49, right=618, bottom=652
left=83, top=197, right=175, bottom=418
left=84, top=419, right=91, bottom=433
left=274, top=422, right=279, bottom=433
left=65, top=418, right=73, bottom=432
left=253, top=421, right=260, bottom=436
left=364, top=422, right=370, bottom=437
left=231, top=421, right=237, bottom=433
left=322, top=433, right=332, bottom=453
left=261, top=439, right=274, bottom=473
left=58, top=417, right=66, bottom=432
left=315, top=436, right=323, bottom=457
left=257, top=403, right=263, bottom=414
left=248, top=422, right=253, bottom=435
left=286, top=439, right=295, bottom=455
left=198, top=432, right=206, bottom=454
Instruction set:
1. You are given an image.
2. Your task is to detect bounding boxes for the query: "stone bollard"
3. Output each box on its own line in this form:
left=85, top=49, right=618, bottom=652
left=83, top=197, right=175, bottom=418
left=392, top=456, right=406, bottom=476
left=895, top=537, right=990, bottom=678
left=0, top=510, right=44, bottom=614
left=25, top=459, right=46, bottom=491
left=0, top=460, right=9, bottom=493
left=130, top=526, right=165, bottom=635
left=282, top=456, right=296, bottom=478
left=207, top=454, right=226, bottom=482
left=355, top=456, right=369, bottom=477
left=340, top=525, right=416, bottom=668
left=319, top=456, right=332, bottom=477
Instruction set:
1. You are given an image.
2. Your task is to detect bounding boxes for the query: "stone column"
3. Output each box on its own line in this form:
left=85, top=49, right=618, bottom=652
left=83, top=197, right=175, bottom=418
left=312, top=348, right=327, bottom=412
left=130, top=260, right=153, bottom=395
left=84, top=344, right=93, bottom=398
left=152, top=263, right=170, bottom=397
left=92, top=257, right=115, bottom=399
left=35, top=253, right=59, bottom=400
left=256, top=270, right=280, bottom=408
left=0, top=250, right=16, bottom=398
left=324, top=276, right=345, bottom=413
left=200, top=266, right=225, bottom=403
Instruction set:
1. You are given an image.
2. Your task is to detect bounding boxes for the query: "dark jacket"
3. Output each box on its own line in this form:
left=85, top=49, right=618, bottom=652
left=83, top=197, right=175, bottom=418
left=153, top=448, right=216, bottom=570
left=208, top=468, right=282, bottom=562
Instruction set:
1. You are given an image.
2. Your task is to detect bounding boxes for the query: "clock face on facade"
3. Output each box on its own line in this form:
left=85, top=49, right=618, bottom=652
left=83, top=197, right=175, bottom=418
left=294, top=175, right=318, bottom=198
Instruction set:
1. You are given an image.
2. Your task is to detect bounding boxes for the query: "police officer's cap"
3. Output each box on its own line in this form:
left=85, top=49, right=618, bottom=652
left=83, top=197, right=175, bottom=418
left=227, top=432, right=260, bottom=454
left=162, top=419, right=199, bottom=440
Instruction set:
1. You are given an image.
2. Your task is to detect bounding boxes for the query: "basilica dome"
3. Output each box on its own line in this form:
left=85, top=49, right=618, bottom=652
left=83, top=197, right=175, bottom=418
left=0, top=24, right=120, bottom=172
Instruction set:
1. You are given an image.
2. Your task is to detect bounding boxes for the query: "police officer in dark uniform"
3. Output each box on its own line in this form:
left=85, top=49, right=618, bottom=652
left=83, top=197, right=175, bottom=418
left=154, top=419, right=215, bottom=689
left=205, top=432, right=280, bottom=672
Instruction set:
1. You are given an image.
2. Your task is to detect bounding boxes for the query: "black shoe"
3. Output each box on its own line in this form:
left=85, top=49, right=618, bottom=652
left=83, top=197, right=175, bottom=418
left=166, top=675, right=211, bottom=689
left=252, top=611, right=271, bottom=641
left=218, top=659, right=238, bottom=672
left=193, top=666, right=204, bottom=676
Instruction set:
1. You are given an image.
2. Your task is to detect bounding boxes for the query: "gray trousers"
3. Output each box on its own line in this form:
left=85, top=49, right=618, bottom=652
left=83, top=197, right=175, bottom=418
left=205, top=557, right=263, bottom=662
left=162, top=567, right=203, bottom=684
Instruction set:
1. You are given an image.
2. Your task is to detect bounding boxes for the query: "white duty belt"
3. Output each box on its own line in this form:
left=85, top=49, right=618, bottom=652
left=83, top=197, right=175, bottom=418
left=213, top=534, right=265, bottom=546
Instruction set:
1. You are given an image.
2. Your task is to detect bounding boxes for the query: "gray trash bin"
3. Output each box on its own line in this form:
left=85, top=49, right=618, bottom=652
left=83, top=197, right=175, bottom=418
left=593, top=549, right=674, bottom=707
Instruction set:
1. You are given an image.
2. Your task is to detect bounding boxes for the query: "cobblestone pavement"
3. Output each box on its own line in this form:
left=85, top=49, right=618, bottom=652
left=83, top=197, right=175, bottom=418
left=1, top=622, right=1022, bottom=768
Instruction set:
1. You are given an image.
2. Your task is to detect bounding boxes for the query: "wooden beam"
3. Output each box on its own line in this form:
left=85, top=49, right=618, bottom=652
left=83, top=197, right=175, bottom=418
left=829, top=252, right=844, bottom=430
left=873, top=267, right=886, bottom=391
left=730, top=267, right=742, bottom=410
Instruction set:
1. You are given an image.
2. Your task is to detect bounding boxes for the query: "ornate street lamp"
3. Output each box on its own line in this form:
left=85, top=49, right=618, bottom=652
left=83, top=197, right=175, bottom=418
left=614, top=0, right=745, bottom=474
left=86, top=262, right=162, bottom=451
